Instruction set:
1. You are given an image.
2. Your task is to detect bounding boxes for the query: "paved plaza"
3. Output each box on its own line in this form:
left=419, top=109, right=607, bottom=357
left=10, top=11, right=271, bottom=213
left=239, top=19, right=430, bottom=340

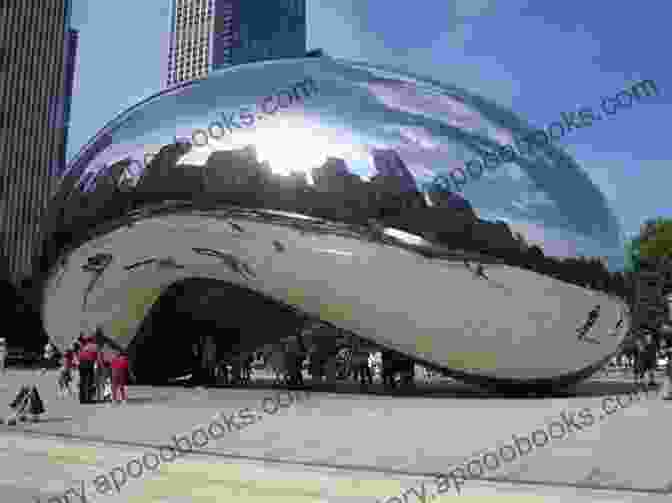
left=0, top=368, right=670, bottom=502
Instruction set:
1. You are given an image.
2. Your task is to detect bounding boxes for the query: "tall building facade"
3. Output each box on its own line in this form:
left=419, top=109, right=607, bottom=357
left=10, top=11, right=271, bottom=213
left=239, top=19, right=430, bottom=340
left=0, top=1, right=77, bottom=283
left=166, top=0, right=306, bottom=88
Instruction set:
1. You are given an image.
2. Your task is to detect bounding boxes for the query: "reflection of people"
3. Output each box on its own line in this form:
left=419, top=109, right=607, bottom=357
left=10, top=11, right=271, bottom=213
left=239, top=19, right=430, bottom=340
left=465, top=261, right=488, bottom=280
left=577, top=305, right=601, bottom=342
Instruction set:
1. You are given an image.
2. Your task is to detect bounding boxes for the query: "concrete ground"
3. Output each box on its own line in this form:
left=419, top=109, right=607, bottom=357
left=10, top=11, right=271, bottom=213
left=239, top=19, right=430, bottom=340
left=0, top=368, right=670, bottom=502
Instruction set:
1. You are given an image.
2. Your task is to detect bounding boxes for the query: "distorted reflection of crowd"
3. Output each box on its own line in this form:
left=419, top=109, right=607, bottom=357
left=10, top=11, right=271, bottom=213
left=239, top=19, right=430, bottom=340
left=188, top=320, right=438, bottom=391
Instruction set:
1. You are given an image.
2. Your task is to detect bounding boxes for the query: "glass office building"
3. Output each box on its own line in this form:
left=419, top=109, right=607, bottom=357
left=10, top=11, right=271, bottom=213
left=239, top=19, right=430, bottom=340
left=35, top=55, right=629, bottom=391
left=166, top=0, right=306, bottom=88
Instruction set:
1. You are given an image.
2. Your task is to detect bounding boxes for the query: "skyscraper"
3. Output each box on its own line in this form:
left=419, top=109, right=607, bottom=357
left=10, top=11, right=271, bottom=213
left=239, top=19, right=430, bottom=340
left=166, top=0, right=306, bottom=88
left=0, top=1, right=77, bottom=283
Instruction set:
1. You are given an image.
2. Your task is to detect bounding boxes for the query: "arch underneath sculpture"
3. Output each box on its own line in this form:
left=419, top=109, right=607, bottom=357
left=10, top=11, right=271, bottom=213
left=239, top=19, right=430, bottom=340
left=127, top=277, right=309, bottom=384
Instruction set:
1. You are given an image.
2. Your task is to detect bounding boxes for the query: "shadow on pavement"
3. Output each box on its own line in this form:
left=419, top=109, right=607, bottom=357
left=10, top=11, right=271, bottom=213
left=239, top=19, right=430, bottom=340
left=153, top=375, right=661, bottom=400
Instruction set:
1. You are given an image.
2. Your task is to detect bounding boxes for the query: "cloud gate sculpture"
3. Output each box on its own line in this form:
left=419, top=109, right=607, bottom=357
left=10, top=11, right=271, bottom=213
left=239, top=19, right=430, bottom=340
left=34, top=54, right=630, bottom=391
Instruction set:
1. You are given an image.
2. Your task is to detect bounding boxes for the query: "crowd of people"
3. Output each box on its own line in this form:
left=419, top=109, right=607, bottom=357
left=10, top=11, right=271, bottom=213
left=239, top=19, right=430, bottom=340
left=3, top=322, right=670, bottom=403
left=202, top=330, right=425, bottom=391
left=46, top=327, right=132, bottom=405
left=612, top=330, right=672, bottom=398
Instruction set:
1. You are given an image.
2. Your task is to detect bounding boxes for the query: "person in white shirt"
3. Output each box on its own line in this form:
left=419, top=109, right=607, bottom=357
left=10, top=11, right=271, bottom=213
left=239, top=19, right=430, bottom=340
left=661, top=339, right=672, bottom=400
left=41, top=342, right=56, bottom=375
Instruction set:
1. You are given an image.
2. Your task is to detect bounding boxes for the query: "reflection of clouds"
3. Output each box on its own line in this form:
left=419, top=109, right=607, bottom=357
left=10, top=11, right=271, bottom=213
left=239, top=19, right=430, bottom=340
left=509, top=189, right=557, bottom=217
left=518, top=190, right=556, bottom=209
left=64, top=58, right=622, bottom=268
left=365, top=79, right=483, bottom=131
left=387, top=125, right=444, bottom=150
left=407, top=163, right=435, bottom=180
left=377, top=124, right=470, bottom=182
left=492, top=129, right=515, bottom=147
left=508, top=220, right=577, bottom=258
left=504, top=164, right=525, bottom=181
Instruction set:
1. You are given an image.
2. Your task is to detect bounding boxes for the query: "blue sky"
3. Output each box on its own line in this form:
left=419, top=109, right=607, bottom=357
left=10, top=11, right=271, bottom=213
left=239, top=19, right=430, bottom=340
left=68, top=0, right=671, bottom=238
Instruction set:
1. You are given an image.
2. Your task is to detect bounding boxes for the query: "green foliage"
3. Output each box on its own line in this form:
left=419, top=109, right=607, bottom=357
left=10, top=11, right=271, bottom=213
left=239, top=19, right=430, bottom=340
left=639, top=218, right=672, bottom=261
left=625, top=218, right=672, bottom=271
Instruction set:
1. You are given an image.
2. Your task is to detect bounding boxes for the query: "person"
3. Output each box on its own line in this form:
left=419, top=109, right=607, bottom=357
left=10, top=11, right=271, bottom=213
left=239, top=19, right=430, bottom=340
left=350, top=339, right=373, bottom=386
left=577, top=305, right=601, bottom=343
left=203, top=335, right=218, bottom=386
left=0, top=338, right=7, bottom=374
left=285, top=337, right=304, bottom=387
left=306, top=335, right=325, bottom=384
left=41, top=341, right=56, bottom=375
left=110, top=350, right=130, bottom=405
left=239, top=352, right=253, bottom=385
left=381, top=349, right=397, bottom=389
left=96, top=350, right=113, bottom=402
left=92, top=327, right=112, bottom=401
left=268, top=345, right=287, bottom=385
left=77, top=334, right=98, bottom=403
left=57, top=349, right=77, bottom=398
left=633, top=337, right=645, bottom=385
left=230, top=355, right=242, bottom=386
left=661, top=339, right=672, bottom=400
left=642, top=332, right=659, bottom=388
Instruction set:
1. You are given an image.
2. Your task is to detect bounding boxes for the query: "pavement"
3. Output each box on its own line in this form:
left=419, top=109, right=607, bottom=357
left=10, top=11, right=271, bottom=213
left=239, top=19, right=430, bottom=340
left=0, top=368, right=670, bottom=502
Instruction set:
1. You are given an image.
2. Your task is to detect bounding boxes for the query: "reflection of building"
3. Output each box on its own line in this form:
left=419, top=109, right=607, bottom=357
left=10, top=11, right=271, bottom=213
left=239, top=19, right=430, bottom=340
left=427, top=186, right=474, bottom=212
left=166, top=0, right=307, bottom=88
left=0, top=1, right=77, bottom=283
left=368, top=150, right=426, bottom=217
left=371, top=149, right=417, bottom=193
left=311, top=157, right=373, bottom=220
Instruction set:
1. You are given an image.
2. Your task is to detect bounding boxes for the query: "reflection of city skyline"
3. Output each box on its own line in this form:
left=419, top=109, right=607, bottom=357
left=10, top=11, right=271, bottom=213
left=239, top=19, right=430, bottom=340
left=45, top=137, right=628, bottom=327
left=82, top=142, right=518, bottom=259
left=56, top=56, right=624, bottom=280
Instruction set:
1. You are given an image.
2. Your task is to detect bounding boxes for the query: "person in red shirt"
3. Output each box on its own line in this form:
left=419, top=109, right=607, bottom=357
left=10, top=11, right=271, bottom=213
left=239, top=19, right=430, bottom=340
left=110, top=350, right=130, bottom=404
left=77, top=334, right=98, bottom=404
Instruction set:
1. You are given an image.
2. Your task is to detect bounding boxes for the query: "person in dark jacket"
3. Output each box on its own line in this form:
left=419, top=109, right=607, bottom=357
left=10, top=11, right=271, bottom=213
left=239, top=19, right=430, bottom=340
left=642, top=332, right=659, bottom=387
left=381, top=349, right=397, bottom=389
left=77, top=334, right=98, bottom=403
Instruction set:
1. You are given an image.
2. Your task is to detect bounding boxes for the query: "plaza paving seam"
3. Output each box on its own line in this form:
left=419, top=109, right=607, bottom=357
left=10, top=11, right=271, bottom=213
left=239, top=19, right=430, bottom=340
left=2, top=428, right=668, bottom=496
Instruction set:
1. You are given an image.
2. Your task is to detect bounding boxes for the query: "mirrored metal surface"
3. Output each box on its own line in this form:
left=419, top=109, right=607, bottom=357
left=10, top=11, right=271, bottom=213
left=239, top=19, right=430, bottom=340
left=37, top=55, right=630, bottom=389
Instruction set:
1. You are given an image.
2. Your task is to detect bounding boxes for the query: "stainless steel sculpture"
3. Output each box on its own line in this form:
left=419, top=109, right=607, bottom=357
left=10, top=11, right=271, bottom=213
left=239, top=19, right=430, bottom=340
left=34, top=54, right=629, bottom=390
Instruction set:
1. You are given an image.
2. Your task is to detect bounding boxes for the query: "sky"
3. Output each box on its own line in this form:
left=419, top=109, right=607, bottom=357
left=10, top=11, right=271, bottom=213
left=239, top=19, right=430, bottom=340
left=68, top=0, right=671, bottom=239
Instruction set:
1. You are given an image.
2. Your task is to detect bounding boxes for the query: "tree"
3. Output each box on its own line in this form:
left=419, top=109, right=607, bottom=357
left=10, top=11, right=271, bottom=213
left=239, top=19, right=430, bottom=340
left=639, top=218, right=672, bottom=262
left=627, top=218, right=672, bottom=270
